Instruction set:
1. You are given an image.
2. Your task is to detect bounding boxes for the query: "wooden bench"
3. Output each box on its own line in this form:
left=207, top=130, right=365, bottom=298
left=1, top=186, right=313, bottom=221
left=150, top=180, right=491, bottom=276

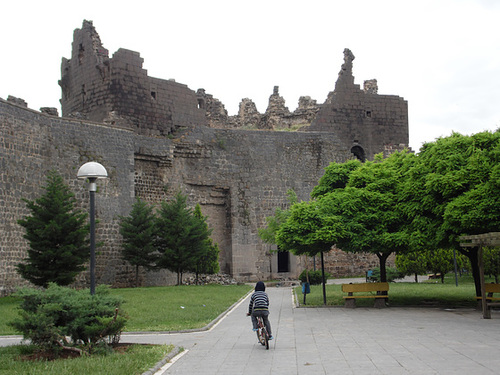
left=342, top=282, right=389, bottom=308
left=476, top=283, right=500, bottom=318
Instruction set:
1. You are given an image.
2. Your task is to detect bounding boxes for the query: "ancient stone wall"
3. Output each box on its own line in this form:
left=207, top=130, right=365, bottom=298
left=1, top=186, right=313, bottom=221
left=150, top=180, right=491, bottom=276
left=0, top=22, right=409, bottom=294
left=0, top=98, right=142, bottom=295
left=199, top=86, right=320, bottom=130
left=130, top=125, right=355, bottom=281
left=315, top=248, right=395, bottom=278
left=0, top=97, right=358, bottom=294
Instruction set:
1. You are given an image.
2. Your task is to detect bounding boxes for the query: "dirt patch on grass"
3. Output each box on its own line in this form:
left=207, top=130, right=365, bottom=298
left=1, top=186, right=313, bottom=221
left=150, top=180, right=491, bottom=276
left=18, top=343, right=139, bottom=361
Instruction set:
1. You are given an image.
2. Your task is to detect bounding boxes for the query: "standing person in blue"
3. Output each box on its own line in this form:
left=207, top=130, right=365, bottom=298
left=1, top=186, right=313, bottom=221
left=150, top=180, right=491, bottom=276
left=247, top=281, right=273, bottom=339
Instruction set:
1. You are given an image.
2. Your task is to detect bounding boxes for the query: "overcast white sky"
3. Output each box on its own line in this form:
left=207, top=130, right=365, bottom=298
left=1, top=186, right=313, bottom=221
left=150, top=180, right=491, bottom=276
left=1, top=0, right=499, bottom=152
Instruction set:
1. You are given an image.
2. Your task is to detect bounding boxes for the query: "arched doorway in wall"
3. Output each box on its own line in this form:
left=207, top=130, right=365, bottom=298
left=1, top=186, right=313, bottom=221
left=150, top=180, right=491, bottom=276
left=351, top=145, right=366, bottom=162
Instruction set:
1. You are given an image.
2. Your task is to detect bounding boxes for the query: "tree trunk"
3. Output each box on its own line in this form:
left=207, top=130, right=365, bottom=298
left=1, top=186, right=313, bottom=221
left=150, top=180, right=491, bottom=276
left=414, top=273, right=418, bottom=283
left=377, top=252, right=391, bottom=296
left=377, top=252, right=391, bottom=283
left=135, top=265, right=140, bottom=288
left=321, top=251, right=326, bottom=305
left=269, top=253, right=273, bottom=280
left=463, top=247, right=481, bottom=296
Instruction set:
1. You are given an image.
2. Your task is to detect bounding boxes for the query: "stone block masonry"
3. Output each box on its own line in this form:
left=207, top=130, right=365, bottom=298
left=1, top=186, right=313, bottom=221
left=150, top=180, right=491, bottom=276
left=0, top=21, right=408, bottom=294
left=60, top=21, right=206, bottom=136
left=0, top=98, right=348, bottom=293
left=0, top=99, right=137, bottom=295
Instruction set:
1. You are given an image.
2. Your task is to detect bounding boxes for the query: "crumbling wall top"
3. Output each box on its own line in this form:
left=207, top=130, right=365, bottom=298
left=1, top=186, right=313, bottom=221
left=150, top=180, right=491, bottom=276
left=335, top=48, right=356, bottom=89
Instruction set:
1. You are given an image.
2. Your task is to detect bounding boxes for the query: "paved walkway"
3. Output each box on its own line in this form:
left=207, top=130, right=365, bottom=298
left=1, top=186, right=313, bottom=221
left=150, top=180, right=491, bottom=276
left=3, top=285, right=500, bottom=374
left=120, top=286, right=500, bottom=375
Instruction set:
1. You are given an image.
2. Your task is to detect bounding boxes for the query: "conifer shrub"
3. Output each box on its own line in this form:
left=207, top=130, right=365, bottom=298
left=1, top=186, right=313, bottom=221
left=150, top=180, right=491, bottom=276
left=17, top=170, right=89, bottom=287
left=368, top=267, right=405, bottom=282
left=299, top=269, right=331, bottom=285
left=10, top=284, right=127, bottom=355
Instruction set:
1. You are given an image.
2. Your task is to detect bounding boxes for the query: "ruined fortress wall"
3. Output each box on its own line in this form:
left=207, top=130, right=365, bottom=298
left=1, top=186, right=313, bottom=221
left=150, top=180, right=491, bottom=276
left=108, top=49, right=207, bottom=134
left=181, top=128, right=353, bottom=280
left=309, top=50, right=409, bottom=160
left=131, top=126, right=355, bottom=281
left=59, top=23, right=113, bottom=123
left=0, top=24, right=408, bottom=294
left=0, top=99, right=140, bottom=295
left=1, top=97, right=359, bottom=294
left=311, top=89, right=409, bottom=160
left=60, top=21, right=206, bottom=136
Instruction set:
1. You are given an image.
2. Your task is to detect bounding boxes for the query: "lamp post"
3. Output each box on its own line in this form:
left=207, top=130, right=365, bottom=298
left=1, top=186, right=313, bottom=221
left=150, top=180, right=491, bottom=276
left=77, top=162, right=108, bottom=295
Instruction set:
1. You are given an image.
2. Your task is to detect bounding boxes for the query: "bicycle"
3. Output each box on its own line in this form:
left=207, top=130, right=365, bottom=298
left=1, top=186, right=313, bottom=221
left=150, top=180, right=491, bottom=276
left=255, top=315, right=269, bottom=350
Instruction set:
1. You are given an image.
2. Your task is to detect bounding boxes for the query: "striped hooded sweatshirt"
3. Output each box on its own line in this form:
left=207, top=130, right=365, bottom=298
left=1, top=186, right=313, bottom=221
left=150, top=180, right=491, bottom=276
left=248, top=281, right=269, bottom=313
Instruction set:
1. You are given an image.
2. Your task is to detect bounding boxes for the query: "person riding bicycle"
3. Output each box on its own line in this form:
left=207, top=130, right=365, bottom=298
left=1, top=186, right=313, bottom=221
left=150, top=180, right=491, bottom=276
left=247, top=281, right=273, bottom=340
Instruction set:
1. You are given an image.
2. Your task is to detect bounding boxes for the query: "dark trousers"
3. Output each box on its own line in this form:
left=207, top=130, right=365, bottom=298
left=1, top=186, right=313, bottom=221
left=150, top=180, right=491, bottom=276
left=251, top=310, right=272, bottom=336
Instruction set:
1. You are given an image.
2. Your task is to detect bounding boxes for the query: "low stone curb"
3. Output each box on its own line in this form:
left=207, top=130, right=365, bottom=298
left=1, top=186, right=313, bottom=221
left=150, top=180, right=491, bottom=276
left=142, top=346, right=182, bottom=375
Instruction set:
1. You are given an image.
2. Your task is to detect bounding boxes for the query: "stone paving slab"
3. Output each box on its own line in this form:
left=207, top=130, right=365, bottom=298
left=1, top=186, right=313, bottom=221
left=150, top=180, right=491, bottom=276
left=120, top=286, right=500, bottom=374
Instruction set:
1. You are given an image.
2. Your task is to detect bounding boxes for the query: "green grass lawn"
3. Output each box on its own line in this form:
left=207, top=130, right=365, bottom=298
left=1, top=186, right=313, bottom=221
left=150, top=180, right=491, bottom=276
left=0, top=343, right=174, bottom=375
left=0, top=283, right=251, bottom=374
left=0, top=284, right=252, bottom=335
left=116, top=284, right=252, bottom=331
left=0, top=296, right=21, bottom=335
left=296, top=274, right=487, bottom=308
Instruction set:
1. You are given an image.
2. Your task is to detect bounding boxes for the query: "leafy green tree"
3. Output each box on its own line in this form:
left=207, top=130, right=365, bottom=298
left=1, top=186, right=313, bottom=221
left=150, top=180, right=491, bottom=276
left=314, top=151, right=413, bottom=282
left=155, top=192, right=211, bottom=285
left=402, top=130, right=500, bottom=295
left=258, top=190, right=298, bottom=276
left=276, top=199, right=346, bottom=304
left=276, top=200, right=346, bottom=257
left=119, top=198, right=158, bottom=287
left=277, top=162, right=363, bottom=295
left=258, top=190, right=298, bottom=246
left=276, top=152, right=413, bottom=305
left=17, top=170, right=89, bottom=287
left=395, top=251, right=428, bottom=282
left=191, top=204, right=220, bottom=282
left=197, top=238, right=220, bottom=275
left=425, top=248, right=456, bottom=283
left=483, top=247, right=500, bottom=283
left=310, top=159, right=362, bottom=197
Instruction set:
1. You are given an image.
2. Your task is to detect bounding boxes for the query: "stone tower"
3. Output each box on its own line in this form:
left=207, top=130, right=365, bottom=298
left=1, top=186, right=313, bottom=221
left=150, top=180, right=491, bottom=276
left=308, top=48, right=409, bottom=161
left=59, top=20, right=206, bottom=136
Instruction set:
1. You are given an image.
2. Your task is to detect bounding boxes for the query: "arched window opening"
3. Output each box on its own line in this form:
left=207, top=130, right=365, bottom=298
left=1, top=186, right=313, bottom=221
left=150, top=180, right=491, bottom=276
left=351, top=145, right=366, bottom=162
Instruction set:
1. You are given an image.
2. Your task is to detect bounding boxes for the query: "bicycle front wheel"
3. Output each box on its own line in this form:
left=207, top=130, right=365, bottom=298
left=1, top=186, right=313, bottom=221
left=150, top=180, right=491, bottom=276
left=263, top=328, right=269, bottom=349
left=257, top=328, right=266, bottom=346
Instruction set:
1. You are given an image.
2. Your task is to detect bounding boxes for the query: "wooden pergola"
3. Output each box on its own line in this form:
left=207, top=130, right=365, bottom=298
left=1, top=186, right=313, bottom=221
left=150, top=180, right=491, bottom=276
left=460, top=232, right=500, bottom=319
